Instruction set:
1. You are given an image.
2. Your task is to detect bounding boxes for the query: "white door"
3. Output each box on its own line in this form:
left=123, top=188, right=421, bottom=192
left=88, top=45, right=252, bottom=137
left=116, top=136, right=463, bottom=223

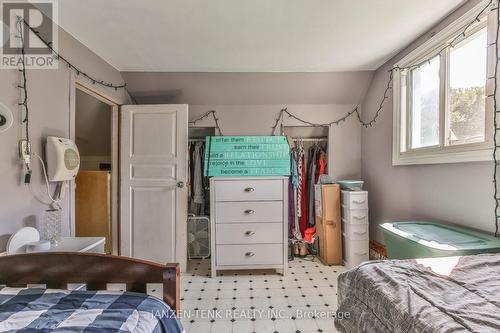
left=120, top=104, right=187, bottom=271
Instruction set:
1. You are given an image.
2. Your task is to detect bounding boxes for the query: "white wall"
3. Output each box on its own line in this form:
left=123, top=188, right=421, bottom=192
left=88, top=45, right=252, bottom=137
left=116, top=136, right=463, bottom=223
left=361, top=0, right=495, bottom=243
left=75, top=89, right=112, bottom=157
left=121, top=72, right=374, bottom=105
left=0, top=25, right=129, bottom=251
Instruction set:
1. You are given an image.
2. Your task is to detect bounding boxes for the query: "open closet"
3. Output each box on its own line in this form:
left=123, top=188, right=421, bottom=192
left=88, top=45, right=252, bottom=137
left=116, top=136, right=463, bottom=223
left=284, top=126, right=329, bottom=254
left=184, top=124, right=330, bottom=264
left=187, top=127, right=215, bottom=260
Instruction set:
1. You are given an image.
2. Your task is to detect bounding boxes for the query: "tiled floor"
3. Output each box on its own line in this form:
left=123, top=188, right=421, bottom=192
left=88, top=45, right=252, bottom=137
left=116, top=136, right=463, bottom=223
left=180, top=258, right=345, bottom=333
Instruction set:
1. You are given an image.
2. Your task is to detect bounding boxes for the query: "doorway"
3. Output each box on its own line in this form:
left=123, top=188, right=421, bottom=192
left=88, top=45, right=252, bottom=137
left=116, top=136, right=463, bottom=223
left=73, top=83, right=119, bottom=254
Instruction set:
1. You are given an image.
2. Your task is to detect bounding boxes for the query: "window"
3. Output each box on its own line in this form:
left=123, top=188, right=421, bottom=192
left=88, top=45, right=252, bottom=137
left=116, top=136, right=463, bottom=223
left=410, top=55, right=441, bottom=149
left=448, top=29, right=487, bottom=146
left=393, top=3, right=493, bottom=165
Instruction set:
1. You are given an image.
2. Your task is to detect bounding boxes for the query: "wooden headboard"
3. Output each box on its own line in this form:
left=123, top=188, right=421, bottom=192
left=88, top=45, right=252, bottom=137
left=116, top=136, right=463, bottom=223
left=0, top=252, right=180, bottom=312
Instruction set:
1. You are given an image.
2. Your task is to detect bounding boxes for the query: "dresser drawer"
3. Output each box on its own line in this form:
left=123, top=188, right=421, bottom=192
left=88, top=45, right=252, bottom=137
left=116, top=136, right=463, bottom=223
left=342, top=222, right=369, bottom=241
left=343, top=238, right=369, bottom=268
left=216, top=223, right=282, bottom=245
left=341, top=191, right=368, bottom=210
left=216, top=244, right=283, bottom=266
left=215, top=201, right=283, bottom=223
left=342, top=209, right=369, bottom=225
left=214, top=179, right=283, bottom=202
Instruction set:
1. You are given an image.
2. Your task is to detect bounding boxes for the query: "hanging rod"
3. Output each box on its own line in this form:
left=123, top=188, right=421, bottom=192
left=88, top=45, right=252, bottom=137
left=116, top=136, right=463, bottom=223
left=291, top=137, right=328, bottom=142
left=189, top=137, right=328, bottom=142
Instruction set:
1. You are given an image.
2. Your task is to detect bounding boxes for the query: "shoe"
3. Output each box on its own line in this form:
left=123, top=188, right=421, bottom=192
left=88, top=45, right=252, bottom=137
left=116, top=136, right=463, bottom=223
left=298, top=242, right=308, bottom=257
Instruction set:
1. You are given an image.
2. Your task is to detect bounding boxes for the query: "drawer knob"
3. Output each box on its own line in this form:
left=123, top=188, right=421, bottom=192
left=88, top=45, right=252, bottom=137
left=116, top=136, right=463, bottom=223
left=245, top=231, right=255, bottom=236
left=245, top=252, right=255, bottom=257
left=355, top=251, right=368, bottom=256
left=244, top=209, right=255, bottom=214
left=354, top=231, right=367, bottom=235
left=353, top=216, right=367, bottom=220
left=353, top=200, right=366, bottom=204
left=244, top=187, right=255, bottom=192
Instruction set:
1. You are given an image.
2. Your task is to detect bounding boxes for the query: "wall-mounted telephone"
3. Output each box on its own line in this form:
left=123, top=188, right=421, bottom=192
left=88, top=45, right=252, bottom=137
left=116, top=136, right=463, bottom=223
left=45, top=136, right=80, bottom=182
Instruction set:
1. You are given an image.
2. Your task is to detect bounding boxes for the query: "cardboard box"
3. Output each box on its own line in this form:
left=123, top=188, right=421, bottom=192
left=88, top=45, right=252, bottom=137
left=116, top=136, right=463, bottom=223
left=315, top=184, right=342, bottom=265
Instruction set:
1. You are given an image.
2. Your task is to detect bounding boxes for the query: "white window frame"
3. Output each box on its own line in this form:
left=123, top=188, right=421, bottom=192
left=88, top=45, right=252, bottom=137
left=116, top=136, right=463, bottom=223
left=392, top=0, right=495, bottom=166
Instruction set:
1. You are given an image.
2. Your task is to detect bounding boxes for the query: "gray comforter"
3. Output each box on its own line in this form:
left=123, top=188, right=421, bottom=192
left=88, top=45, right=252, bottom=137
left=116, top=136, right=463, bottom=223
left=335, top=254, right=500, bottom=333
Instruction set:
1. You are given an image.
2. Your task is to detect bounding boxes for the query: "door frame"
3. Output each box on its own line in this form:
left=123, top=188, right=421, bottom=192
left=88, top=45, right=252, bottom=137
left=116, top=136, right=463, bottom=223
left=69, top=78, right=121, bottom=255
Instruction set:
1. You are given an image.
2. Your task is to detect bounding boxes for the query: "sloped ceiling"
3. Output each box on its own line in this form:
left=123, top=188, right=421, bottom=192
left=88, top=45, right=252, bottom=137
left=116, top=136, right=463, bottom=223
left=56, top=0, right=465, bottom=72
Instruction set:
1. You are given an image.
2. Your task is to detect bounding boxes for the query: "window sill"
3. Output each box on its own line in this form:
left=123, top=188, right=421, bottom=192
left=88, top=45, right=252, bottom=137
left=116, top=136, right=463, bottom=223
left=392, top=145, right=493, bottom=166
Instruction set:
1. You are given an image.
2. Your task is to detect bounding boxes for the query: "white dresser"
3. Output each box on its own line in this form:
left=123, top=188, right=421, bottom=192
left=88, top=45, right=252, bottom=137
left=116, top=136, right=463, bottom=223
left=341, top=191, right=369, bottom=268
left=210, top=177, right=288, bottom=278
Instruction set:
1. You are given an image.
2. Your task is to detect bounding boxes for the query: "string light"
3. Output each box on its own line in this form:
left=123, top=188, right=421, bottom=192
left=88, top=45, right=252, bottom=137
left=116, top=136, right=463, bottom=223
left=14, top=1, right=499, bottom=235
left=271, top=0, right=493, bottom=135
left=271, top=71, right=393, bottom=135
left=189, top=110, right=223, bottom=135
left=16, top=17, right=29, bottom=142
left=493, top=0, right=499, bottom=237
left=272, top=0, right=500, bottom=237
left=19, top=18, right=127, bottom=90
left=15, top=15, right=135, bottom=143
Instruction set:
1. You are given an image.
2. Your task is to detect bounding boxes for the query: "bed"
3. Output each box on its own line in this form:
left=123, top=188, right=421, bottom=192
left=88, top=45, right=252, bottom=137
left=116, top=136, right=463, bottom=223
left=335, top=253, right=500, bottom=333
left=0, top=252, right=184, bottom=332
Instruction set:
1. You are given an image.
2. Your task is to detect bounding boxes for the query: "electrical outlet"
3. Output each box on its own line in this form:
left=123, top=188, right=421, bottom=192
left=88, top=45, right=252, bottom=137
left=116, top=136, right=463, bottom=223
left=19, top=139, right=31, bottom=165
left=24, top=170, right=32, bottom=184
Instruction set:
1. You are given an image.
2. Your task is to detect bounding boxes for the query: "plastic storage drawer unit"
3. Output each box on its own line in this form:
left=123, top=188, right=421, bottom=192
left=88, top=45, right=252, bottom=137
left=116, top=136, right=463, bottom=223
left=381, top=221, right=500, bottom=259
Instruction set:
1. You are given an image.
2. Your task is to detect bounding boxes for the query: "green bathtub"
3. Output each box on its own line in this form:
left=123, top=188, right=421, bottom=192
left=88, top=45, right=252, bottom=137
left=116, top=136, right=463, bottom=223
left=381, top=221, right=500, bottom=259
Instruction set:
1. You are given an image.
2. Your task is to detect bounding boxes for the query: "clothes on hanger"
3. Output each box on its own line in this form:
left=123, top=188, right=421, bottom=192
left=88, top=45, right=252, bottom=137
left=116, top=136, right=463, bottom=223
left=292, top=188, right=302, bottom=240
left=296, top=141, right=304, bottom=218
left=291, top=149, right=299, bottom=189
left=288, top=139, right=327, bottom=240
left=299, top=151, right=308, bottom=237
left=192, top=142, right=204, bottom=204
left=306, top=146, right=318, bottom=228
left=288, top=180, right=295, bottom=239
left=289, top=148, right=302, bottom=240
left=189, top=141, right=209, bottom=216
left=316, top=149, right=327, bottom=183
left=188, top=143, right=196, bottom=197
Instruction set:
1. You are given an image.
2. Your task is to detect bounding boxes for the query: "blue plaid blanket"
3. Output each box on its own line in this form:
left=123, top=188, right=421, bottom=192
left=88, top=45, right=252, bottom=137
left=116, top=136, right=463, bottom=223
left=0, top=287, right=185, bottom=332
